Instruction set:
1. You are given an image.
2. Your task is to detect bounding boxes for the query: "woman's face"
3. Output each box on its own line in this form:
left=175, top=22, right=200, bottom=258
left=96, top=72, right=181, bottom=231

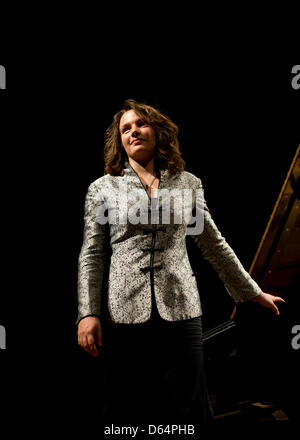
left=119, top=110, right=156, bottom=162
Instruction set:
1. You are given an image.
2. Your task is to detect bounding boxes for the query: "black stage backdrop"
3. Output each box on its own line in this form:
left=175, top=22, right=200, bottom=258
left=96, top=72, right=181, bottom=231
left=0, top=45, right=299, bottom=436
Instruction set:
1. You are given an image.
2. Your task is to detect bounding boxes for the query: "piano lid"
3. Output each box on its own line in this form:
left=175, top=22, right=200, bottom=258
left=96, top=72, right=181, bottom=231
left=248, top=144, right=300, bottom=294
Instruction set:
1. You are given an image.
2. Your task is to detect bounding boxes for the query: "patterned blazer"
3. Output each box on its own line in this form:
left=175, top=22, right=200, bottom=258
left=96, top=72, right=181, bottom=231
left=76, top=161, right=262, bottom=325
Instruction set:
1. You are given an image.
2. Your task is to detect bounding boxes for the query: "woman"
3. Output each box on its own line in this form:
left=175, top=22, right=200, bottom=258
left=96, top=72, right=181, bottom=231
left=76, top=99, right=285, bottom=430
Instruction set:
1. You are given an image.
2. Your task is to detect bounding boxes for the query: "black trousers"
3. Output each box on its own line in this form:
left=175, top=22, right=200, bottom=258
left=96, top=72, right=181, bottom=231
left=100, top=299, right=214, bottom=429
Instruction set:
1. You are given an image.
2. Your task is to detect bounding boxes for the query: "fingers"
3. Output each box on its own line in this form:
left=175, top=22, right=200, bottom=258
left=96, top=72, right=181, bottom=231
left=77, top=320, right=102, bottom=357
left=85, top=335, right=100, bottom=357
left=275, top=296, right=286, bottom=303
left=272, top=296, right=285, bottom=315
left=79, top=337, right=99, bottom=357
left=86, top=344, right=99, bottom=357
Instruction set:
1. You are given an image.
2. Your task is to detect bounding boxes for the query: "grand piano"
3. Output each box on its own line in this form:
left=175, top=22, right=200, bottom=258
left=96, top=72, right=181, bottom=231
left=190, top=145, right=300, bottom=424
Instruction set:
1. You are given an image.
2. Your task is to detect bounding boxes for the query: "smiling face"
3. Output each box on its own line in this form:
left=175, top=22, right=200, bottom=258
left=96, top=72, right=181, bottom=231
left=119, top=110, right=156, bottom=163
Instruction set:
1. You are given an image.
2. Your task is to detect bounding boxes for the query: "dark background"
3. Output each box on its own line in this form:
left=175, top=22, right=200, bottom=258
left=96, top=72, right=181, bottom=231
left=0, top=37, right=299, bottom=435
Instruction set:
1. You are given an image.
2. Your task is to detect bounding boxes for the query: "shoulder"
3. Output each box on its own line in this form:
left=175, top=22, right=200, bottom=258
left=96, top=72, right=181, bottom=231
left=87, top=173, right=117, bottom=191
left=84, top=175, right=113, bottom=201
left=170, top=170, right=204, bottom=188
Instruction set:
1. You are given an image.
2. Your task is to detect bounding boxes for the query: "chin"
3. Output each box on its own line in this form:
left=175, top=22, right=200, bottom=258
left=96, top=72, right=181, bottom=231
left=132, top=147, right=147, bottom=156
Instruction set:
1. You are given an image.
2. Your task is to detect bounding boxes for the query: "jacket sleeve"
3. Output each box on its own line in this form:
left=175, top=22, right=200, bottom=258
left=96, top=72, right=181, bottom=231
left=76, top=181, right=109, bottom=325
left=191, top=178, right=262, bottom=303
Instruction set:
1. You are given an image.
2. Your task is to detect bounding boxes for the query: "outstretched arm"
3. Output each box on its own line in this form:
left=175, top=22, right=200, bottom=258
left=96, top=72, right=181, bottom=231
left=191, top=177, right=285, bottom=313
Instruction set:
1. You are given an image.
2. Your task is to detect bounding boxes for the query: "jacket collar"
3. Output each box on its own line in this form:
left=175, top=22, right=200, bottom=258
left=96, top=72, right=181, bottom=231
left=123, top=160, right=169, bottom=186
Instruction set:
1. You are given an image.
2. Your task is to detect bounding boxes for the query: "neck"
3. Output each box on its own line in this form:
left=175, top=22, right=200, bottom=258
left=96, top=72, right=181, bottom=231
left=128, top=157, right=157, bottom=179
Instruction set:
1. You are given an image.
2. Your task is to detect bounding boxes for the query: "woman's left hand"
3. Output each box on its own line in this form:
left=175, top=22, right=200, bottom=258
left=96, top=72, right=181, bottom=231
left=251, top=291, right=286, bottom=315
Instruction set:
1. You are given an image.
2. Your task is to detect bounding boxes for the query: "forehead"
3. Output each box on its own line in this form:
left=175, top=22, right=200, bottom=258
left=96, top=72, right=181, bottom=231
left=119, top=110, right=142, bottom=127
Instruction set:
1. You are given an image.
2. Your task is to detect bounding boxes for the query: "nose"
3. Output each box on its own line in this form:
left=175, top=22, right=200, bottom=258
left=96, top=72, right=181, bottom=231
left=131, top=125, right=140, bottom=137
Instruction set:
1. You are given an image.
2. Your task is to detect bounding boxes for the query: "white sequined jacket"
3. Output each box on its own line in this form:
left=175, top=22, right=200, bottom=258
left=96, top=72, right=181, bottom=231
left=76, top=161, right=262, bottom=324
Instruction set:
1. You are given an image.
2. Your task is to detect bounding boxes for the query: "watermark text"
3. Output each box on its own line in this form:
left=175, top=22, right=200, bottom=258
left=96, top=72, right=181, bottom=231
left=291, top=325, right=300, bottom=350
left=291, top=65, right=300, bottom=90
left=0, top=65, right=6, bottom=90
left=0, top=325, right=6, bottom=349
left=95, top=183, right=205, bottom=235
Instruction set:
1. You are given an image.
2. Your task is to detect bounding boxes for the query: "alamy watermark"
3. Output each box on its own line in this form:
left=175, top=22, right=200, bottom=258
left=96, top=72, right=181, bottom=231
left=0, top=65, right=6, bottom=90
left=291, top=65, right=300, bottom=90
left=291, top=325, right=300, bottom=350
left=0, top=325, right=6, bottom=349
left=95, top=183, right=205, bottom=235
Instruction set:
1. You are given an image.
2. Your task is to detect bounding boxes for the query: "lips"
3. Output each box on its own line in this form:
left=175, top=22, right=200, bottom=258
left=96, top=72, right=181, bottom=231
left=131, top=138, right=143, bottom=145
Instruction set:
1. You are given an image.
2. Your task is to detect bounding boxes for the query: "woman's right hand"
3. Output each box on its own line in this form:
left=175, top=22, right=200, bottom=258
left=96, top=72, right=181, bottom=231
left=78, top=316, right=102, bottom=357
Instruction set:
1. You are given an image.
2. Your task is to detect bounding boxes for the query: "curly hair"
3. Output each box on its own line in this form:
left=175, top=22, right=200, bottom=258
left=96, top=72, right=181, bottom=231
left=103, top=99, right=185, bottom=176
